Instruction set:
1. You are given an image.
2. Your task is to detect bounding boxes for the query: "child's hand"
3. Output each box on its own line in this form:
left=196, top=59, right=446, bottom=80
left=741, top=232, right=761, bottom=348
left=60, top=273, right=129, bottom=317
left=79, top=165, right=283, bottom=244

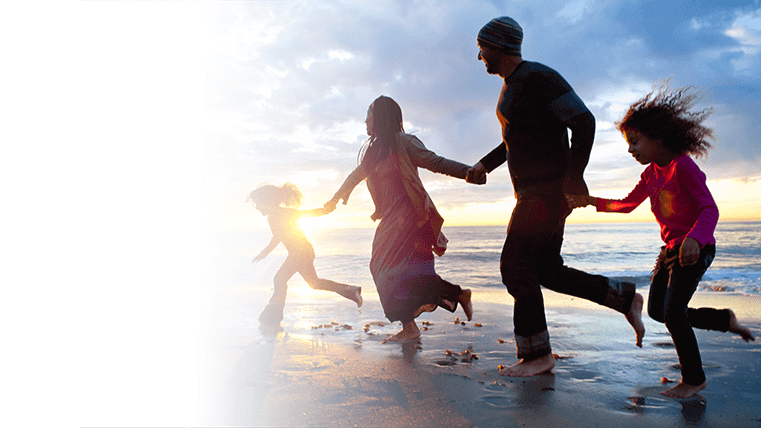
left=679, top=237, right=701, bottom=266
left=252, top=253, right=266, bottom=263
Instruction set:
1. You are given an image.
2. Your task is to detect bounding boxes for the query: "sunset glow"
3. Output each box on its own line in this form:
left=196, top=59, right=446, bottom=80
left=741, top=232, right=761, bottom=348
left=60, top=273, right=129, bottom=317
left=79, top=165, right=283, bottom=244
left=10, top=1, right=760, bottom=426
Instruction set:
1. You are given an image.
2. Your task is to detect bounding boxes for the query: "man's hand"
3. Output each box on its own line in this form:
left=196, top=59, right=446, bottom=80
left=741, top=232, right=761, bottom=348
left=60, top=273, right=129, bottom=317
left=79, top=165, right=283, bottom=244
left=566, top=194, right=594, bottom=209
left=679, top=237, right=701, bottom=266
left=466, top=162, right=487, bottom=185
left=563, top=175, right=589, bottom=197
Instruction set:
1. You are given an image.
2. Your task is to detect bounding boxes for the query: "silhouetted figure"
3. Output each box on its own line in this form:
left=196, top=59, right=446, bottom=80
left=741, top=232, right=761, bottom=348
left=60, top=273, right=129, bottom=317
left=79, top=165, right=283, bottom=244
left=327, top=96, right=473, bottom=342
left=249, top=183, right=362, bottom=325
left=466, top=16, right=645, bottom=377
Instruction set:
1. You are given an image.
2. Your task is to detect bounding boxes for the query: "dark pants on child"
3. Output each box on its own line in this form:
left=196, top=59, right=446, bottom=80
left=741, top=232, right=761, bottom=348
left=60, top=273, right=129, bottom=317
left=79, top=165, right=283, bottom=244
left=500, top=194, right=636, bottom=360
left=648, top=243, right=729, bottom=386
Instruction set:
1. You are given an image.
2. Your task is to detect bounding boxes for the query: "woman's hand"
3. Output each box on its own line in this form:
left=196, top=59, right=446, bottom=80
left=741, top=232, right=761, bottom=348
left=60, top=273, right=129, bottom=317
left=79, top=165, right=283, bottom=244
left=324, top=198, right=339, bottom=212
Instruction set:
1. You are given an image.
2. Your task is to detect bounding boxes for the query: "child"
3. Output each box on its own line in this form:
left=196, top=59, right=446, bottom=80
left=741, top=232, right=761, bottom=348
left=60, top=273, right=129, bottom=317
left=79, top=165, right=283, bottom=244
left=248, top=183, right=362, bottom=325
left=573, top=85, right=755, bottom=398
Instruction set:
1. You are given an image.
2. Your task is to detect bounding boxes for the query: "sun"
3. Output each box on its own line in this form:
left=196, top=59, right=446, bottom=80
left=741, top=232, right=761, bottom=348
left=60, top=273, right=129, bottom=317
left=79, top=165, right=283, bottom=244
left=298, top=216, right=330, bottom=239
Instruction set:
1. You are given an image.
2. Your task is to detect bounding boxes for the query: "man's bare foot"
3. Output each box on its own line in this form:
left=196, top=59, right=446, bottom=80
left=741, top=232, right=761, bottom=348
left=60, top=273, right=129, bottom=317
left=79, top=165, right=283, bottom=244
left=661, top=381, right=707, bottom=399
left=384, top=321, right=421, bottom=343
left=728, top=309, right=755, bottom=342
left=626, top=293, right=646, bottom=348
left=458, top=289, right=473, bottom=321
left=498, top=353, right=555, bottom=377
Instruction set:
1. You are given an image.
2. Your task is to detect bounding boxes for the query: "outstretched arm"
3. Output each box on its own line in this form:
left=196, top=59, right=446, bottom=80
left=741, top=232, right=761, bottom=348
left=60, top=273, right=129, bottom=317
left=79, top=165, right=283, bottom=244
left=407, top=135, right=470, bottom=179
left=591, top=179, right=648, bottom=213
left=253, top=236, right=279, bottom=263
left=326, top=164, right=367, bottom=208
left=300, top=206, right=333, bottom=217
left=467, top=143, right=506, bottom=185
left=466, top=162, right=487, bottom=185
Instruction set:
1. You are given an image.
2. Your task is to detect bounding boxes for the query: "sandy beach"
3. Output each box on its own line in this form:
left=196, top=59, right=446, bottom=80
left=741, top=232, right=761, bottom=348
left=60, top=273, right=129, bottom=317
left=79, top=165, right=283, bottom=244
left=200, top=285, right=761, bottom=427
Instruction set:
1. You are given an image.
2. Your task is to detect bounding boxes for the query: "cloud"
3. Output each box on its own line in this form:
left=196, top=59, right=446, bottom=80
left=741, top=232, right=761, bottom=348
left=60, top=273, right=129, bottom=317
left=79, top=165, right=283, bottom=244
left=200, top=0, right=761, bottom=228
left=724, top=9, right=761, bottom=71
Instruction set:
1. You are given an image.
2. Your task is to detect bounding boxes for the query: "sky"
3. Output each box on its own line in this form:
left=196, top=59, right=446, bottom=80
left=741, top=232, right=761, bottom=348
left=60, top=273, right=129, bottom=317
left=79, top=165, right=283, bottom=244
left=3, top=0, right=761, bottom=426
left=198, top=0, right=761, bottom=231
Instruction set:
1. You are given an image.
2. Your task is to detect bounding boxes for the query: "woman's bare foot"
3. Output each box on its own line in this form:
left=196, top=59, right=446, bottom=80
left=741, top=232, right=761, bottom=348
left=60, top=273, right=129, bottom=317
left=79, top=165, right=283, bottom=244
left=626, top=292, right=645, bottom=348
left=661, top=381, right=706, bottom=399
left=384, top=320, right=421, bottom=343
left=728, top=309, right=755, bottom=342
left=458, top=289, right=473, bottom=321
left=499, top=353, right=555, bottom=377
left=352, top=286, right=363, bottom=308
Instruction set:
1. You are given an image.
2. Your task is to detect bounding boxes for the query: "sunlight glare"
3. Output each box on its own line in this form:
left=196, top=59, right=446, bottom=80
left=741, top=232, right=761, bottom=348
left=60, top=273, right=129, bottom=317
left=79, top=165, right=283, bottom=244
left=299, top=216, right=329, bottom=239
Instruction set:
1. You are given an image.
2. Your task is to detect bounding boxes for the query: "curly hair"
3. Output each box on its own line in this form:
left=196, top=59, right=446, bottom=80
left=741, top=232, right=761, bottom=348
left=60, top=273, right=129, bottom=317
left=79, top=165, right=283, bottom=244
left=247, top=182, right=303, bottom=208
left=616, top=84, right=714, bottom=158
left=358, top=95, right=404, bottom=169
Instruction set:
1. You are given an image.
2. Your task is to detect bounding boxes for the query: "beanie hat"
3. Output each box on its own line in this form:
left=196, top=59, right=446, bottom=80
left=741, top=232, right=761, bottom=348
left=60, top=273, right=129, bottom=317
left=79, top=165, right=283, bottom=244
left=477, top=16, right=523, bottom=56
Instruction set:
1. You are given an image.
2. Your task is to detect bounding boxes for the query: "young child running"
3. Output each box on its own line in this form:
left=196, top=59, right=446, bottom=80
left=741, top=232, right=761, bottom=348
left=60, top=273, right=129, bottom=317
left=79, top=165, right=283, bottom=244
left=248, top=183, right=363, bottom=325
left=572, top=85, right=755, bottom=399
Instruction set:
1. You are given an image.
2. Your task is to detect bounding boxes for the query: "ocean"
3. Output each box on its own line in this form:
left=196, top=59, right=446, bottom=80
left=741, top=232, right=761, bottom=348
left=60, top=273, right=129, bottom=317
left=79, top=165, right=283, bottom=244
left=205, top=220, right=761, bottom=297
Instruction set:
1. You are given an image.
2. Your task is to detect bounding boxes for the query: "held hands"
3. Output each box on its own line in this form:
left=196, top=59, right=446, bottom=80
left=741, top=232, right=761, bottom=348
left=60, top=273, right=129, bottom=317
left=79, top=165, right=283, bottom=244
left=466, top=162, right=487, bottom=185
left=679, top=237, right=701, bottom=266
left=324, top=198, right=339, bottom=212
left=566, top=194, right=596, bottom=209
left=563, top=175, right=589, bottom=198
left=564, top=176, right=593, bottom=210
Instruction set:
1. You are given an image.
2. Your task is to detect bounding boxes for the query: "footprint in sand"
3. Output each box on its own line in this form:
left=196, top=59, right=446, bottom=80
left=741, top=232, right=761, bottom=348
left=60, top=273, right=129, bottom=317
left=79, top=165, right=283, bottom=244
left=480, top=395, right=514, bottom=408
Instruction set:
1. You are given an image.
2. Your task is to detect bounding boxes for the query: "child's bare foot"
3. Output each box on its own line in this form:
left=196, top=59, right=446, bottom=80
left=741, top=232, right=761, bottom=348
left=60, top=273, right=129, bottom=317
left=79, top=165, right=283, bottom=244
left=626, top=292, right=645, bottom=348
left=498, top=353, right=555, bottom=377
left=384, top=321, right=421, bottom=343
left=661, top=381, right=706, bottom=399
left=258, top=303, right=284, bottom=325
left=728, top=309, right=755, bottom=342
left=458, top=289, right=473, bottom=321
left=352, top=286, right=363, bottom=308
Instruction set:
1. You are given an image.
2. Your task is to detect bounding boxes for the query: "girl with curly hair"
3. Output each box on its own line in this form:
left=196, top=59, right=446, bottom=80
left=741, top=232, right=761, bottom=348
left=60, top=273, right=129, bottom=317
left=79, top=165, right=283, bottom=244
left=573, top=85, right=755, bottom=398
left=249, top=183, right=362, bottom=325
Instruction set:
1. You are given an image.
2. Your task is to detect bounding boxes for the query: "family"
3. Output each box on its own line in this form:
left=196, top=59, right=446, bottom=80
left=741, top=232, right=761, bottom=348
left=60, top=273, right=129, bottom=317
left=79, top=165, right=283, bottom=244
left=249, top=16, right=754, bottom=399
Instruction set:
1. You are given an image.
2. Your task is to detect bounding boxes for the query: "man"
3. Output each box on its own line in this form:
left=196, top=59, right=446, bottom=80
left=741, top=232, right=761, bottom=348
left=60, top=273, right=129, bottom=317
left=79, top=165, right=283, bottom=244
left=466, top=16, right=645, bottom=377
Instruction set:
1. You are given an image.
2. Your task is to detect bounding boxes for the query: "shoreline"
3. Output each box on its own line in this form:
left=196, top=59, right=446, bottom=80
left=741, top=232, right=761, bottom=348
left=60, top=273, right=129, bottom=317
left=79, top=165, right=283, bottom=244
left=201, top=286, right=761, bottom=427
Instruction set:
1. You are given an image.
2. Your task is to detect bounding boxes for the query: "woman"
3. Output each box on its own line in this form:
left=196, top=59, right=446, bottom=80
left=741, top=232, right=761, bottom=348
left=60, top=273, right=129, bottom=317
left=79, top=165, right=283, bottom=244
left=327, top=96, right=473, bottom=342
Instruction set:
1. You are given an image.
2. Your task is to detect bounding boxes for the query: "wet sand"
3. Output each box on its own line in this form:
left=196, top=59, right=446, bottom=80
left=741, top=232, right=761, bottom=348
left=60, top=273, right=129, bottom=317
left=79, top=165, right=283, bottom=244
left=201, top=287, right=761, bottom=427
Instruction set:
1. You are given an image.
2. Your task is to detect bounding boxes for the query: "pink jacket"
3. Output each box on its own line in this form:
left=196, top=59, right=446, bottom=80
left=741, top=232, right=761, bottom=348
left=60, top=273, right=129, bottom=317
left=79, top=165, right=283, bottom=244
left=596, top=154, right=718, bottom=249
